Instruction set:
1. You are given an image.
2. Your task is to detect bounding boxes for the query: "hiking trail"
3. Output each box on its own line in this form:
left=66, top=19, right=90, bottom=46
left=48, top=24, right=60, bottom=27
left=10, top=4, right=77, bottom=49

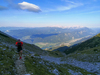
left=14, top=54, right=30, bottom=75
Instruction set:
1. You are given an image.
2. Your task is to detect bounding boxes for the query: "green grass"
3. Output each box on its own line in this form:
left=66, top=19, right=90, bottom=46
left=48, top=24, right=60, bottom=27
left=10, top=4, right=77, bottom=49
left=0, top=46, right=16, bottom=75
left=66, top=46, right=100, bottom=62
left=25, top=55, right=55, bottom=75
left=0, top=32, right=9, bottom=37
left=64, top=33, right=100, bottom=55
left=0, top=33, right=19, bottom=75
left=47, top=51, right=65, bottom=57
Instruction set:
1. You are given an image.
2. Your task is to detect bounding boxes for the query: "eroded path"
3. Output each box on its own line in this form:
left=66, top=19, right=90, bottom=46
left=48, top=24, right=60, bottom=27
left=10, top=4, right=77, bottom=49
left=15, top=55, right=28, bottom=75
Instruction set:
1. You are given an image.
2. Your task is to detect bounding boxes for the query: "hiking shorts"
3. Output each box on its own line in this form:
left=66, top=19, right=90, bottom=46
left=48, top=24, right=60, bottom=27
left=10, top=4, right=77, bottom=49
left=17, top=47, right=22, bottom=52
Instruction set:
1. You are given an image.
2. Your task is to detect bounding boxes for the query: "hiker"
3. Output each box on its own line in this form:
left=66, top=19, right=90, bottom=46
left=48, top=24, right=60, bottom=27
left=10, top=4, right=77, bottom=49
left=15, top=39, right=23, bottom=59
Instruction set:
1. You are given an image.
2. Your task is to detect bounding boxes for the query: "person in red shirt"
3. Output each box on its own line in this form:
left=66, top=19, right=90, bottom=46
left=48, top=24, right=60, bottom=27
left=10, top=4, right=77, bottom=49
left=15, top=39, right=23, bottom=59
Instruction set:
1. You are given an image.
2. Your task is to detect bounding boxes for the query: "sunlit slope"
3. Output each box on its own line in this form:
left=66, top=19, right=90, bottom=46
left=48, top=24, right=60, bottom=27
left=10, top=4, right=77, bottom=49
left=64, top=33, right=100, bottom=54
left=47, top=45, right=69, bottom=52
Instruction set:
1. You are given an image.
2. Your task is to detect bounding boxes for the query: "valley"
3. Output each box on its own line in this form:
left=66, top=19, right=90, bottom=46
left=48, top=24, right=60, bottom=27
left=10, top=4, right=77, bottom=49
left=3, top=27, right=96, bottom=50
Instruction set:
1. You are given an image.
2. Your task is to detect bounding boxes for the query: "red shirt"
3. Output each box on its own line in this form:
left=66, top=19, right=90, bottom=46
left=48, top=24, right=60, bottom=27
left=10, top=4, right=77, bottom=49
left=15, top=42, right=23, bottom=46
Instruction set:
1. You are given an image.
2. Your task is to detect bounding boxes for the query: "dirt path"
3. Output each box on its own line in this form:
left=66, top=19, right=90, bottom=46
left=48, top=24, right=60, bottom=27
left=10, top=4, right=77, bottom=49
left=15, top=55, right=27, bottom=75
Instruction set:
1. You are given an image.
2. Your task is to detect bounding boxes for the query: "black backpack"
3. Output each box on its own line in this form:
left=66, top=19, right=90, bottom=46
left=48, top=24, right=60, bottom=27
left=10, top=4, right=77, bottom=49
left=17, top=42, right=22, bottom=47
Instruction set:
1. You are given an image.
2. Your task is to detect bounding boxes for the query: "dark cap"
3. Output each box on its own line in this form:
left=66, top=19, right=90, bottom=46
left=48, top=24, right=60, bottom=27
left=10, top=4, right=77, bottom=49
left=18, top=39, right=20, bottom=41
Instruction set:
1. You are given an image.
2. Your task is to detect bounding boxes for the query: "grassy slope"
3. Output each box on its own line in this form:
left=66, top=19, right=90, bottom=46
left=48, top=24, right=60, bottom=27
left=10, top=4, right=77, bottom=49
left=64, top=33, right=100, bottom=54
left=47, top=45, right=69, bottom=52
left=0, top=31, right=44, bottom=75
left=67, top=46, right=100, bottom=62
left=0, top=32, right=17, bottom=75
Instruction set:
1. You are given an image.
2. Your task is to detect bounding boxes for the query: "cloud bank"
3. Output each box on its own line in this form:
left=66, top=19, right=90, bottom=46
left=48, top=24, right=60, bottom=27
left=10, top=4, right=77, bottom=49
left=18, top=2, right=41, bottom=13
left=3, top=0, right=41, bottom=13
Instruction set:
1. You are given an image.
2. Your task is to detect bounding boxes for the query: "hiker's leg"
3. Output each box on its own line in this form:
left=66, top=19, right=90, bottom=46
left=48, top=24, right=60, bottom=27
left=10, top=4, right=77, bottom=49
left=19, top=50, right=22, bottom=57
left=20, top=50, right=22, bottom=57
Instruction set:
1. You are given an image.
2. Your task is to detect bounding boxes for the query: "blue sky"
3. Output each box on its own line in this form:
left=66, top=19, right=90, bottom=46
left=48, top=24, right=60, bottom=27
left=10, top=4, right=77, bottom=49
left=0, top=0, right=100, bottom=28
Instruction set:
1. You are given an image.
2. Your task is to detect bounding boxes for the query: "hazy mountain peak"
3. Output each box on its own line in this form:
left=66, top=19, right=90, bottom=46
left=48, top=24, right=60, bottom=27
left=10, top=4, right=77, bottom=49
left=47, top=25, right=84, bottom=29
left=5, top=30, right=10, bottom=32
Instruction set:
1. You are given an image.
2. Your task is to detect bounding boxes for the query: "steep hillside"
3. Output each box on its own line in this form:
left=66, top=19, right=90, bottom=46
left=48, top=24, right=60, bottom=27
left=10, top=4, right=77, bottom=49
left=0, top=31, right=45, bottom=75
left=47, top=45, right=69, bottom=52
left=64, top=33, right=100, bottom=54
left=47, top=34, right=93, bottom=52
left=0, top=31, right=99, bottom=75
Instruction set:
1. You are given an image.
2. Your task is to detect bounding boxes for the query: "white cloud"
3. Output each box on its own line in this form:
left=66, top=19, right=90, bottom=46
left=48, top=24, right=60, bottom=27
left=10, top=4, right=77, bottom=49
left=59, top=0, right=83, bottom=11
left=57, top=3, right=83, bottom=11
left=18, top=2, right=41, bottom=13
left=4, top=0, right=42, bottom=13
left=44, top=3, right=83, bottom=12
left=44, top=0, right=83, bottom=12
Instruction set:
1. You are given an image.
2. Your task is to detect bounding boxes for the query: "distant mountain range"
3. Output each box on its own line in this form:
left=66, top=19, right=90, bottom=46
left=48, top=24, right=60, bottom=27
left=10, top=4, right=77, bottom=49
left=0, top=27, right=27, bottom=32
left=0, top=26, right=97, bottom=49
